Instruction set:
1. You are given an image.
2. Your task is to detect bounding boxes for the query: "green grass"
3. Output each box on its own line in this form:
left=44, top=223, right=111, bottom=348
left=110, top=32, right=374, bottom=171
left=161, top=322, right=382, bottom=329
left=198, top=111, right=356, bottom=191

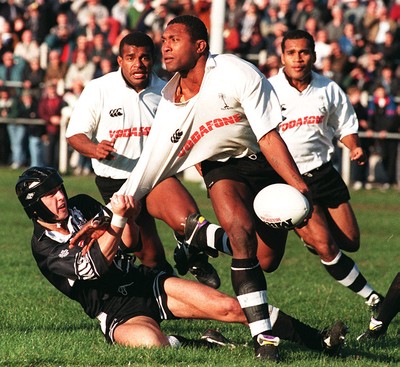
left=1, top=167, right=400, bottom=366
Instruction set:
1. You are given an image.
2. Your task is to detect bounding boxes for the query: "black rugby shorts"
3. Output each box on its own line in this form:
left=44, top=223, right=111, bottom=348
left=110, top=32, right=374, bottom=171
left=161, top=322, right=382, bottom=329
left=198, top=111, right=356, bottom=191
left=97, top=269, right=176, bottom=344
left=301, top=162, right=350, bottom=208
left=201, top=154, right=284, bottom=196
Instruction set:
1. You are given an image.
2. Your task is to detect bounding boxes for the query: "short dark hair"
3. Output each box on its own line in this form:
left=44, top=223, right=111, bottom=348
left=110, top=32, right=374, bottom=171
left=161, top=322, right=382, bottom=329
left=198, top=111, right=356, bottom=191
left=168, top=15, right=209, bottom=45
left=119, top=32, right=155, bottom=57
left=281, top=30, right=315, bottom=53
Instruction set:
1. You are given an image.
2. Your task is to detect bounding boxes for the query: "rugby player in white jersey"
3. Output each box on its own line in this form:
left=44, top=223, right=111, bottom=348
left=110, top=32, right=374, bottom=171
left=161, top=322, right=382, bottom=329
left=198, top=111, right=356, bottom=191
left=66, top=32, right=220, bottom=288
left=262, top=30, right=383, bottom=311
left=116, top=16, right=320, bottom=362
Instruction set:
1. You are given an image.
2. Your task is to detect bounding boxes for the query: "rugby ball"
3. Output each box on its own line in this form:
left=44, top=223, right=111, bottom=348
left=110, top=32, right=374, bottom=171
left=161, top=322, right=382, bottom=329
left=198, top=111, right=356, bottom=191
left=253, top=184, right=310, bottom=230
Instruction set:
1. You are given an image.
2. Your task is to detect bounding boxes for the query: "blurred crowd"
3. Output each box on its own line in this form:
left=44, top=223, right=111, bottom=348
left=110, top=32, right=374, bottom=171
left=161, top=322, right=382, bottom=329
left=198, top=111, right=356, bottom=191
left=0, top=0, right=399, bottom=188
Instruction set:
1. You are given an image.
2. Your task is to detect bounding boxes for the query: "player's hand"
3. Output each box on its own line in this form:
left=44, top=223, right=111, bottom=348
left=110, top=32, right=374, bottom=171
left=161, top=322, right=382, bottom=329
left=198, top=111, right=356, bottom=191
left=296, top=189, right=313, bottom=228
left=96, top=138, right=116, bottom=160
left=110, top=194, right=141, bottom=220
left=350, top=147, right=366, bottom=165
left=69, top=214, right=111, bottom=255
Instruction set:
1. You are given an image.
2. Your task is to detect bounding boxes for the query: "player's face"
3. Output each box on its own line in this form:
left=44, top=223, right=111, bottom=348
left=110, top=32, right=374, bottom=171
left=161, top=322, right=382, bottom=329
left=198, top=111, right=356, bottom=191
left=40, top=186, right=68, bottom=221
left=281, top=38, right=316, bottom=84
left=161, top=23, right=201, bottom=73
left=118, top=44, right=154, bottom=92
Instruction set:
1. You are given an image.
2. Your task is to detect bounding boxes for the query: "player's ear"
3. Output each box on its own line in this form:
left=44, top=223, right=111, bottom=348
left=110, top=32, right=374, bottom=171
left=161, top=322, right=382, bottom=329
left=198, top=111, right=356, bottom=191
left=117, top=55, right=123, bottom=67
left=196, top=39, right=207, bottom=55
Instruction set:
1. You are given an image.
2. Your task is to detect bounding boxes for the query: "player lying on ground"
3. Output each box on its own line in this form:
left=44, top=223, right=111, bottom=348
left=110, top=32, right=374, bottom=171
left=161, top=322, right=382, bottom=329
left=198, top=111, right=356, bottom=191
left=16, top=166, right=347, bottom=353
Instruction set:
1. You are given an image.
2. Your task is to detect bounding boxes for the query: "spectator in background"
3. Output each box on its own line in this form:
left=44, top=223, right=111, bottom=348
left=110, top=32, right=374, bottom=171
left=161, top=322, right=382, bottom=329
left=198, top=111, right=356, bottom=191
left=341, top=63, right=373, bottom=93
left=0, top=51, right=26, bottom=92
left=238, top=2, right=261, bottom=53
left=43, top=12, right=76, bottom=66
left=319, top=56, right=334, bottom=79
left=0, top=0, right=24, bottom=25
left=93, top=57, right=115, bottom=79
left=76, top=12, right=101, bottom=45
left=64, top=50, right=96, bottom=90
left=38, top=82, right=63, bottom=169
left=290, top=0, right=323, bottom=31
left=1, top=87, right=24, bottom=169
left=111, top=0, right=130, bottom=29
left=71, top=35, right=90, bottom=64
left=367, top=85, right=399, bottom=189
left=60, top=79, right=92, bottom=175
left=314, top=29, right=331, bottom=71
left=366, top=5, right=397, bottom=49
left=88, top=33, right=114, bottom=73
left=338, top=23, right=358, bottom=59
left=328, top=41, right=350, bottom=87
left=0, top=88, right=11, bottom=165
left=71, top=0, right=110, bottom=28
left=379, top=32, right=400, bottom=68
left=223, top=0, right=243, bottom=53
left=18, top=89, right=44, bottom=167
left=22, top=58, right=45, bottom=101
left=325, top=5, right=345, bottom=42
left=374, top=65, right=400, bottom=98
left=13, top=29, right=40, bottom=63
left=0, top=19, right=16, bottom=50
left=347, top=86, right=373, bottom=191
left=343, top=0, right=366, bottom=33
left=303, top=16, right=318, bottom=40
left=44, top=50, right=68, bottom=95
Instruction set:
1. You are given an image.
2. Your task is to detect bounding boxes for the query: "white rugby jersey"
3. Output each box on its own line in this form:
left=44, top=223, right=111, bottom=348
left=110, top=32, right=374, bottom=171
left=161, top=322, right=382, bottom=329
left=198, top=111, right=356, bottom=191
left=66, top=69, right=166, bottom=179
left=268, top=68, right=359, bottom=174
left=119, top=53, right=283, bottom=199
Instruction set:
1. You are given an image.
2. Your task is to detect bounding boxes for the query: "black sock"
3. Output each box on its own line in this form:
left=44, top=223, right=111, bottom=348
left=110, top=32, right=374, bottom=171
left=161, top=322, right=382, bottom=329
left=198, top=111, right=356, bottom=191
left=231, top=257, right=273, bottom=347
left=271, top=309, right=323, bottom=351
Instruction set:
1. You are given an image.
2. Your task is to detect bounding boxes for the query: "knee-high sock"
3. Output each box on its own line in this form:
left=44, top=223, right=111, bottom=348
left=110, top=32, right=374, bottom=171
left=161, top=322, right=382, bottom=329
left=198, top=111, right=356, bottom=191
left=186, top=220, right=233, bottom=256
left=377, top=272, right=400, bottom=327
left=321, top=251, right=375, bottom=299
left=231, top=257, right=272, bottom=340
left=269, top=306, right=324, bottom=351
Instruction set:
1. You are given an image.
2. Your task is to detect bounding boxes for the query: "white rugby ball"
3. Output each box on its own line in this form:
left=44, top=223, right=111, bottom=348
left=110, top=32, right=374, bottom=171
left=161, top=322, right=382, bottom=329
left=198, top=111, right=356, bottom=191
left=253, top=184, right=310, bottom=230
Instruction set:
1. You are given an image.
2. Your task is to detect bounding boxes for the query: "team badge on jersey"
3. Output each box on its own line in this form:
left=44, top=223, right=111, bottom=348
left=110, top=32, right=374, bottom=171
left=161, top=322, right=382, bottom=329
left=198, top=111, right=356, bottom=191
left=109, top=108, right=123, bottom=117
left=170, top=129, right=183, bottom=143
left=218, top=93, right=233, bottom=110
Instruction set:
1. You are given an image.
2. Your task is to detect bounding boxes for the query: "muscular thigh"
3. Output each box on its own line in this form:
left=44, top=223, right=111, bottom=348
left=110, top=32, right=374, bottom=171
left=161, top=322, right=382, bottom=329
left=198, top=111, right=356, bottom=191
left=208, top=179, right=258, bottom=257
left=145, top=176, right=199, bottom=234
left=256, top=222, right=288, bottom=272
left=326, top=202, right=360, bottom=252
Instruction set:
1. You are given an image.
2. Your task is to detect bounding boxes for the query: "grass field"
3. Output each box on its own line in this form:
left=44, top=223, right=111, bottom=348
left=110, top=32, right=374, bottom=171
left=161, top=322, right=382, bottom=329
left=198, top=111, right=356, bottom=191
left=1, top=167, right=399, bottom=367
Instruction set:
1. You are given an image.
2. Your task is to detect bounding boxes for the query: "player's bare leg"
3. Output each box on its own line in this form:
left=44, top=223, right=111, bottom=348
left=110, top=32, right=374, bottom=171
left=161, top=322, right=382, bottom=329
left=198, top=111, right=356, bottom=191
left=207, top=179, right=280, bottom=361
left=165, top=277, right=246, bottom=323
left=255, top=220, right=288, bottom=272
left=146, top=177, right=220, bottom=288
left=114, top=316, right=170, bottom=347
left=325, top=202, right=360, bottom=252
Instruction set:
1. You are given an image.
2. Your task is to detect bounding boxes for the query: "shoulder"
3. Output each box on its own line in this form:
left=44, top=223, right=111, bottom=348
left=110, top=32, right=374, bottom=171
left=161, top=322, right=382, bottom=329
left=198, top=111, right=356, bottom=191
left=213, top=54, right=262, bottom=75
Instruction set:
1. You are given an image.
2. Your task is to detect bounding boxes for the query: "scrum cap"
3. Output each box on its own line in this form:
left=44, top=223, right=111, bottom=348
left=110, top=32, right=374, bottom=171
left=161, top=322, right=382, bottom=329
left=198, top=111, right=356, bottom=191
left=15, top=166, right=67, bottom=223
